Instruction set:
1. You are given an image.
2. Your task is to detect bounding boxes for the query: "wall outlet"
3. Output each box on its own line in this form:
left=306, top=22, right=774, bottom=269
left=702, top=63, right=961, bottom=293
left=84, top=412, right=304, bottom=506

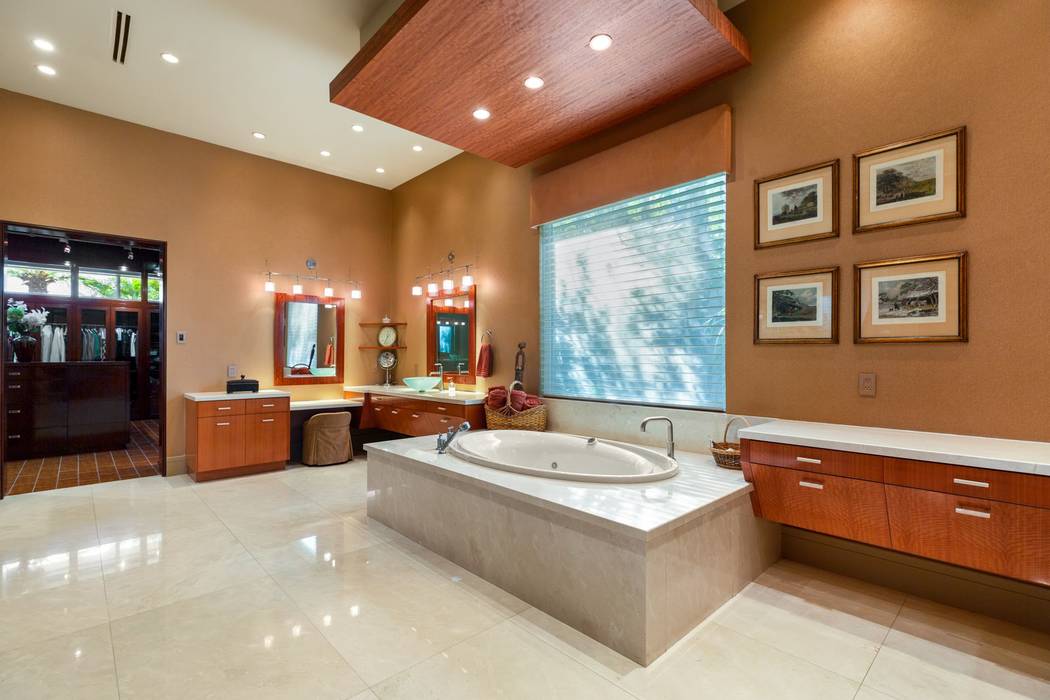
left=859, top=372, right=877, bottom=397
left=176, top=331, right=187, bottom=344
left=227, top=364, right=238, bottom=378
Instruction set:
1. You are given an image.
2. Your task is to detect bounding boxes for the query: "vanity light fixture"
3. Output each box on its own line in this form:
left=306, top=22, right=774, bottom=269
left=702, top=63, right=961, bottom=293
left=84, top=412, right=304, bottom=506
left=411, top=284, right=423, bottom=296
left=472, top=108, right=491, bottom=121
left=463, top=299, right=471, bottom=309
left=292, top=276, right=303, bottom=295
left=252, top=131, right=266, bottom=140
left=460, top=266, right=474, bottom=289
left=427, top=281, right=439, bottom=295
left=523, top=76, right=544, bottom=90
left=160, top=52, right=179, bottom=64
left=33, top=38, right=55, bottom=52
left=323, top=286, right=334, bottom=297
left=351, top=288, right=362, bottom=300
left=264, top=274, right=276, bottom=293
left=589, top=34, right=613, bottom=51
left=36, top=64, right=57, bottom=77
left=442, top=276, right=454, bottom=292
left=443, top=298, right=455, bottom=307
left=352, top=124, right=364, bottom=133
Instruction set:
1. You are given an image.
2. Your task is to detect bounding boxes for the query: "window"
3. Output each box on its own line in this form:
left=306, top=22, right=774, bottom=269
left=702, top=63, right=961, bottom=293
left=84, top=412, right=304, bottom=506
left=540, top=173, right=726, bottom=410
left=4, top=263, right=72, bottom=297
left=147, top=275, right=163, bottom=303
left=77, top=269, right=144, bottom=300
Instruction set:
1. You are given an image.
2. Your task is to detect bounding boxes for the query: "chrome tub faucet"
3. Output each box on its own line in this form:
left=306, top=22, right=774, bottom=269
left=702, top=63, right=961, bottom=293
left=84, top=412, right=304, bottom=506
left=437, top=421, right=471, bottom=454
left=641, top=416, right=675, bottom=459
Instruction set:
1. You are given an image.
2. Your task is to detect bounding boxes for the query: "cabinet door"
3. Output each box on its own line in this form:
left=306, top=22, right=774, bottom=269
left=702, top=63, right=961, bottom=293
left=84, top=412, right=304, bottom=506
left=197, top=416, right=246, bottom=471
left=750, top=464, right=891, bottom=547
left=245, top=413, right=289, bottom=465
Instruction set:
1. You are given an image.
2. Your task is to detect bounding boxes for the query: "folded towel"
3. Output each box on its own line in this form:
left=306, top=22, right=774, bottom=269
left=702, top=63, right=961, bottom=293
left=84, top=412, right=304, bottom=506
left=523, top=395, right=543, bottom=409
left=509, top=389, right=527, bottom=412
left=486, top=386, right=507, bottom=409
left=476, top=342, right=493, bottom=378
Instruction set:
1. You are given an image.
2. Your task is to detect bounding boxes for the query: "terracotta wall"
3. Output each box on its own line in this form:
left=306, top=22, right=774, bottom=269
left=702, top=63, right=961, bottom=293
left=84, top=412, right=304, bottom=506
left=401, top=0, right=1050, bottom=441
left=390, top=154, right=538, bottom=392
left=0, top=89, right=394, bottom=468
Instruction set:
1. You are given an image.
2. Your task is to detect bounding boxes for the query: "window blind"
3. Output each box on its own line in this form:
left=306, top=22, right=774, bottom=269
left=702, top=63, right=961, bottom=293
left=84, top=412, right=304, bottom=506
left=539, top=172, right=726, bottom=410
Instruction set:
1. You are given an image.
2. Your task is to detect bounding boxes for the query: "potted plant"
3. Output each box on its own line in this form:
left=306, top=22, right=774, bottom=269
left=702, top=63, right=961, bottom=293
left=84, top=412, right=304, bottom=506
left=6, top=300, right=48, bottom=363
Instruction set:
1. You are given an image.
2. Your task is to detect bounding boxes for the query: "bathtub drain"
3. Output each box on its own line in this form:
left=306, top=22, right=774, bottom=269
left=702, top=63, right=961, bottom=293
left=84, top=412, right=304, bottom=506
left=551, top=462, right=558, bottom=470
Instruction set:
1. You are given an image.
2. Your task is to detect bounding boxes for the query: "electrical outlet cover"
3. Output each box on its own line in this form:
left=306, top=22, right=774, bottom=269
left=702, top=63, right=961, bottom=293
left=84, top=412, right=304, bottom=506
left=227, top=364, right=237, bottom=378
left=859, top=372, right=877, bottom=397
left=176, top=331, right=187, bottom=344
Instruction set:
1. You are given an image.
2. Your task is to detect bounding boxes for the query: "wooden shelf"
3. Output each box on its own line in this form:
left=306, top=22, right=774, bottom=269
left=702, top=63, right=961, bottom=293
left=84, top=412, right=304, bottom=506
left=359, top=321, right=407, bottom=326
left=358, top=345, right=407, bottom=350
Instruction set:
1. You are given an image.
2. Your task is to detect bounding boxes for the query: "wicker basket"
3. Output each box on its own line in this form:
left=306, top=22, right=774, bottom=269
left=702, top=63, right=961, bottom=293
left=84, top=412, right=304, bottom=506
left=484, top=381, right=548, bottom=432
left=710, top=416, right=751, bottom=470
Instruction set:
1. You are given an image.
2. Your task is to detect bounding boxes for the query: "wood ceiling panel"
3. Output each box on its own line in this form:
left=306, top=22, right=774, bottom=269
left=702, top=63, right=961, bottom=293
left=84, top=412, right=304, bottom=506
left=330, top=0, right=750, bottom=167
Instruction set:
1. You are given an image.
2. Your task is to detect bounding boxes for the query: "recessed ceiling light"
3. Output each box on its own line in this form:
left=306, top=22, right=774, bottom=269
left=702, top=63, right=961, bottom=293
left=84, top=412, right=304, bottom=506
left=523, top=75, right=545, bottom=89
left=160, top=52, right=179, bottom=64
left=32, top=38, right=55, bottom=52
left=320, top=150, right=331, bottom=157
left=589, top=34, right=612, bottom=51
left=375, top=167, right=385, bottom=174
left=36, top=64, right=57, bottom=76
left=352, top=124, right=364, bottom=133
left=412, top=145, right=423, bottom=152
left=252, top=131, right=266, bottom=140
left=473, top=108, right=491, bottom=120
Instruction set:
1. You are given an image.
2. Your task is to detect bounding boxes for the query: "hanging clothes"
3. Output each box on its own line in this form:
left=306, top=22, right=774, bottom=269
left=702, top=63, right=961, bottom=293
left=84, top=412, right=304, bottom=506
left=50, top=325, right=65, bottom=362
left=41, top=324, right=53, bottom=363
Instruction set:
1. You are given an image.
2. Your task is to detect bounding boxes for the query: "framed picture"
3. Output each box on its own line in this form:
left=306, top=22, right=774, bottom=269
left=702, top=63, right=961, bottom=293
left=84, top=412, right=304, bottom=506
left=854, top=252, right=967, bottom=343
left=755, top=267, right=839, bottom=344
left=853, top=127, right=965, bottom=233
left=754, top=160, right=839, bottom=248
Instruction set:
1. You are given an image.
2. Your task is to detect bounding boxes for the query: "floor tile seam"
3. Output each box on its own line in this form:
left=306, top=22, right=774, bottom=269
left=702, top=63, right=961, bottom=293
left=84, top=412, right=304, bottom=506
left=90, top=485, right=126, bottom=700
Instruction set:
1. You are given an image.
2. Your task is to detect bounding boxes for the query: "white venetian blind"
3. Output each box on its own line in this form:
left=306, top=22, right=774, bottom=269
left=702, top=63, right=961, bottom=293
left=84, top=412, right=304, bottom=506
left=539, top=172, right=726, bottom=410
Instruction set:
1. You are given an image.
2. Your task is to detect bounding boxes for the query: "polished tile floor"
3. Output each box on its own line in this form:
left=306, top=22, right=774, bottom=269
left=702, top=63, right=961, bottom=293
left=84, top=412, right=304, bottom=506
left=3, top=420, right=161, bottom=496
left=1, top=459, right=1048, bottom=699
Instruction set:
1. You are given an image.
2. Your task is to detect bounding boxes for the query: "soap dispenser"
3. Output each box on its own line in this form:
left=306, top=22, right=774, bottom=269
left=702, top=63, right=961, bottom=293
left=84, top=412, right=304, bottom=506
left=448, top=377, right=456, bottom=397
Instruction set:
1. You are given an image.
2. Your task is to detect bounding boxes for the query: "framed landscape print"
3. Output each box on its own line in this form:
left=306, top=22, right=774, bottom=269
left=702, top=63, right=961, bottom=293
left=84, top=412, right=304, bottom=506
left=853, top=127, right=965, bottom=233
left=755, top=267, right=838, bottom=344
left=854, top=252, right=967, bottom=343
left=754, top=160, right=839, bottom=248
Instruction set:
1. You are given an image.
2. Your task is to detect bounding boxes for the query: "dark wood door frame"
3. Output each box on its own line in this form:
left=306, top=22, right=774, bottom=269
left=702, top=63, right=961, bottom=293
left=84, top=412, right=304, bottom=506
left=0, top=220, right=168, bottom=498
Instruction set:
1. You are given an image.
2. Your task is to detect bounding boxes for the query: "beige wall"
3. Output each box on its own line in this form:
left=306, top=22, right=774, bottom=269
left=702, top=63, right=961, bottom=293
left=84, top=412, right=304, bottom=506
left=390, top=153, right=539, bottom=392
left=403, top=0, right=1050, bottom=442
left=0, top=90, right=394, bottom=467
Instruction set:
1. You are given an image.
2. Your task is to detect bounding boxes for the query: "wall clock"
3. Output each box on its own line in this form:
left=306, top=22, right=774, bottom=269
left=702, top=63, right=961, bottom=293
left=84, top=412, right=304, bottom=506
left=378, top=325, right=399, bottom=348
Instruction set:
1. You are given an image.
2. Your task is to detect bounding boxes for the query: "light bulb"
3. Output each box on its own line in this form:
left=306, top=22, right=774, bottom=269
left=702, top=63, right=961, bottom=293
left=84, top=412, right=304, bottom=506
left=443, top=298, right=455, bottom=307
left=411, top=285, right=423, bottom=296
left=460, top=274, right=474, bottom=288
left=589, top=34, right=612, bottom=51
left=442, top=278, right=454, bottom=291
left=264, top=280, right=276, bottom=292
left=427, top=282, right=438, bottom=295
left=323, top=287, right=334, bottom=297
left=292, top=283, right=303, bottom=294
left=351, top=289, right=362, bottom=299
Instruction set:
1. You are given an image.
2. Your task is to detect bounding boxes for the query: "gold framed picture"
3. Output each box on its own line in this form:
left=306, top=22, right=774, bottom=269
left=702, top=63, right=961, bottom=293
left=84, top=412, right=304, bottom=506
left=754, top=160, right=839, bottom=248
left=754, top=267, right=838, bottom=344
left=854, top=252, right=967, bottom=343
left=853, top=127, right=966, bottom=234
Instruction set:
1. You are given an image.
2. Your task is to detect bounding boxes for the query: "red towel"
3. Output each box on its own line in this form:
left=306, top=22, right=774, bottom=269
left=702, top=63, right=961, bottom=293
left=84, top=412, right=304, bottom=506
left=486, top=387, right=507, bottom=409
left=509, top=389, right=527, bottom=412
left=523, top=395, right=542, bottom=409
left=323, top=343, right=334, bottom=367
left=476, top=342, right=493, bottom=378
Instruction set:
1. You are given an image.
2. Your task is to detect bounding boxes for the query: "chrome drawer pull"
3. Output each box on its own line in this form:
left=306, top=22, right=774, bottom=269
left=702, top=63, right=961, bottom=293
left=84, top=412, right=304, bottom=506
left=411, top=413, right=420, bottom=419
left=955, top=506, right=991, bottom=519
left=217, top=406, right=232, bottom=411
left=440, top=418, right=450, bottom=424
left=8, top=384, right=21, bottom=389
left=262, top=403, right=275, bottom=408
left=437, top=406, right=447, bottom=412
left=261, top=418, right=275, bottom=423
left=9, top=434, right=21, bottom=439
left=390, top=409, right=399, bottom=415
left=216, top=422, right=231, bottom=427
left=374, top=407, right=383, bottom=412
left=796, top=456, right=822, bottom=464
left=953, top=478, right=989, bottom=489
left=799, top=480, right=824, bottom=490
left=8, top=409, right=20, bottom=414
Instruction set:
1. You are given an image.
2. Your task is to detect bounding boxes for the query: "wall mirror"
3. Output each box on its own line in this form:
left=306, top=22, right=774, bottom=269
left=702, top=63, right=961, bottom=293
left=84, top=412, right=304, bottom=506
left=426, top=285, right=476, bottom=384
left=274, top=293, right=344, bottom=385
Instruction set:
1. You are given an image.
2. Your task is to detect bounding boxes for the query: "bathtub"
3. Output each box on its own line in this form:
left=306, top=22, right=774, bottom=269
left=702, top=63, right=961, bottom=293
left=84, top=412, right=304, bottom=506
left=446, top=429, right=678, bottom=483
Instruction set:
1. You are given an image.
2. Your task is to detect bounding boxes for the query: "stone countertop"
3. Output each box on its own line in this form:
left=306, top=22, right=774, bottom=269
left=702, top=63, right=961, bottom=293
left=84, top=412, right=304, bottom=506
left=365, top=436, right=751, bottom=541
left=184, top=389, right=291, bottom=402
left=345, top=384, right=487, bottom=406
left=738, top=419, right=1050, bottom=477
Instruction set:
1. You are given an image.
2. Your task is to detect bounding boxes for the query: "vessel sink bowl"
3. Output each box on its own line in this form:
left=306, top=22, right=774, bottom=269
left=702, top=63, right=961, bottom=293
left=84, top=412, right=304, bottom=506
left=402, top=376, right=441, bottom=392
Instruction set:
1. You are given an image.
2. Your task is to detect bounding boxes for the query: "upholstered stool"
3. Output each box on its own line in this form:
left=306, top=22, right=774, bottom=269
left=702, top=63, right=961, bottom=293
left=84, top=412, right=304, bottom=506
left=302, top=411, right=353, bottom=466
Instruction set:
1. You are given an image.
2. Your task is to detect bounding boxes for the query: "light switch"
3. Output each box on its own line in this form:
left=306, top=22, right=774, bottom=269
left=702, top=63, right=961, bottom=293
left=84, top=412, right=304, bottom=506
left=227, top=364, right=237, bottom=378
left=176, top=331, right=187, bottom=344
left=859, top=372, right=877, bottom=397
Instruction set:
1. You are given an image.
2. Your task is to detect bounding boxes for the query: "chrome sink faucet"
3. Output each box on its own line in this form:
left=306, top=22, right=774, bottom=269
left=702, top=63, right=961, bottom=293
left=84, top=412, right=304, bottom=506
left=641, top=416, right=676, bottom=459
left=429, top=363, right=444, bottom=388
left=437, top=421, right=471, bottom=454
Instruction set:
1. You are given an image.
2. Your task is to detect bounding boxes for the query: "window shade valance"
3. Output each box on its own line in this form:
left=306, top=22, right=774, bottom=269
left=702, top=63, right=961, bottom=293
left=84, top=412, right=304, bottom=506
left=530, top=104, right=732, bottom=228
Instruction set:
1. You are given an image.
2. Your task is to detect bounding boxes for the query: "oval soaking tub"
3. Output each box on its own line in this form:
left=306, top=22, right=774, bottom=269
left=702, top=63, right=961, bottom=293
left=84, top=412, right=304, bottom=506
left=447, top=430, right=678, bottom=483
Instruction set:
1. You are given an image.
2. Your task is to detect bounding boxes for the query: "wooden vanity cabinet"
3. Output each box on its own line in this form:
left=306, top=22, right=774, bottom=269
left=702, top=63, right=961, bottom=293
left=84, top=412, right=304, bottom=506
left=362, top=393, right=483, bottom=437
left=186, top=397, right=289, bottom=481
left=743, top=438, right=1050, bottom=587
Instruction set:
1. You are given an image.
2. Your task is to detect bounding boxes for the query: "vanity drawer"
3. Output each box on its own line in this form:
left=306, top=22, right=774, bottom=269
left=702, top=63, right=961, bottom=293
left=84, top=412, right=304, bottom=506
left=430, top=413, right=466, bottom=433
left=426, top=402, right=467, bottom=418
left=747, top=440, right=884, bottom=482
left=247, top=397, right=289, bottom=415
left=750, top=463, right=891, bottom=548
left=886, top=485, right=1050, bottom=585
left=197, top=400, right=246, bottom=418
left=884, top=458, right=1050, bottom=510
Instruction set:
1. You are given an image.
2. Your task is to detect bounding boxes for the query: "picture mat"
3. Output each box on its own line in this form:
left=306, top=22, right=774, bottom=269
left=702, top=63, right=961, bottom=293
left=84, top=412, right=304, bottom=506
left=767, top=281, right=824, bottom=327
left=859, top=259, right=960, bottom=338
left=757, top=165, right=835, bottom=243
left=858, top=133, right=958, bottom=227
left=871, top=270, right=946, bottom=325
left=757, top=271, right=835, bottom=340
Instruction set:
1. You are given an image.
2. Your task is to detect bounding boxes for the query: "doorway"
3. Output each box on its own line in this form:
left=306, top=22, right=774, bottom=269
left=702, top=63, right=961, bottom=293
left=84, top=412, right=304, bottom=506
left=1, top=222, right=166, bottom=497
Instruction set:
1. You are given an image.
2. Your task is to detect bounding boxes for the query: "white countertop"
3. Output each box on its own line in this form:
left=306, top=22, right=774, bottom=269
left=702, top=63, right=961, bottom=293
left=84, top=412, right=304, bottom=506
left=366, top=436, right=751, bottom=540
left=738, top=419, right=1050, bottom=477
left=290, top=398, right=362, bottom=411
left=345, top=384, right=487, bottom=406
left=184, top=389, right=291, bottom=402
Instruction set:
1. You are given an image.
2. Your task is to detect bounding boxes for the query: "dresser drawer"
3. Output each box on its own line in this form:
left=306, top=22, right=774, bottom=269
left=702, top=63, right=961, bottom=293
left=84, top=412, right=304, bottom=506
left=886, top=485, right=1050, bottom=585
left=747, top=440, right=884, bottom=482
left=750, top=463, right=891, bottom=548
left=884, top=458, right=1050, bottom=510
left=247, top=397, right=289, bottom=415
left=197, top=400, right=246, bottom=418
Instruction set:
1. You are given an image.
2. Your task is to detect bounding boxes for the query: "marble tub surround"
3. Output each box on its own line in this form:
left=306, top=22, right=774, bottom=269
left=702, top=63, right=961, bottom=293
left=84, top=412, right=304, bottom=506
left=740, top=419, right=1050, bottom=475
left=366, top=437, right=779, bottom=663
left=184, top=389, right=291, bottom=402
left=345, top=384, right=486, bottom=405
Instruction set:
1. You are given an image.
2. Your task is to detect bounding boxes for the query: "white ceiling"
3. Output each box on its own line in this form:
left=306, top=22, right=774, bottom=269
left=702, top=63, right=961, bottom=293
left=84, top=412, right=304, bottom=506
left=0, top=0, right=461, bottom=189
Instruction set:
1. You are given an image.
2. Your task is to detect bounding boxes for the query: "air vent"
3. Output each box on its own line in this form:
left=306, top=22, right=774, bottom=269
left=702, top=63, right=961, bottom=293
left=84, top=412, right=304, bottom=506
left=112, top=10, right=131, bottom=64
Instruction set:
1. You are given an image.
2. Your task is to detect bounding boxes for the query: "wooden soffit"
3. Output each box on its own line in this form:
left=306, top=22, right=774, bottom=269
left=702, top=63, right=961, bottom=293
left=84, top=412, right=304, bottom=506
left=330, top=0, right=750, bottom=168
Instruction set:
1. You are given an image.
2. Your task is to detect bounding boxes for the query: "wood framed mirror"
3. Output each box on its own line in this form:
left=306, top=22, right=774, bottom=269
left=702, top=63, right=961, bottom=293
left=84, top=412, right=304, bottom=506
left=274, top=293, right=345, bottom=385
left=426, top=285, right=476, bottom=384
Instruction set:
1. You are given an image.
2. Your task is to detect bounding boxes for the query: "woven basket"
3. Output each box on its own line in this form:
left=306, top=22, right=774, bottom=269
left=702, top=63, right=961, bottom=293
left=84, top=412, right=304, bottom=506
left=710, top=416, right=751, bottom=470
left=484, top=381, right=548, bottom=432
